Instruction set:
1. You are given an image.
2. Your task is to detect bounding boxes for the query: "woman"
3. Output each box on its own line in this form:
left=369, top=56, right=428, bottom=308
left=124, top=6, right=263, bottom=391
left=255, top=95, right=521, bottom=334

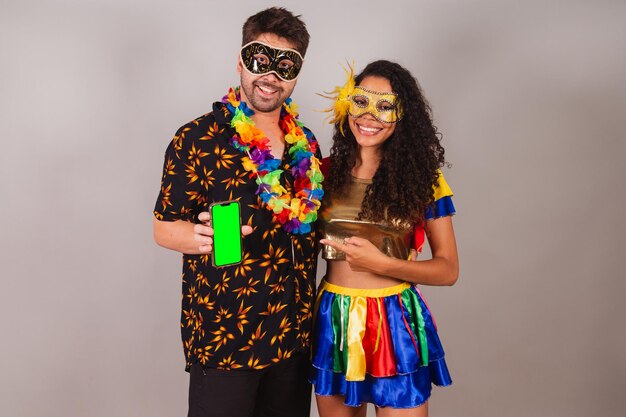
left=310, top=60, right=459, bottom=417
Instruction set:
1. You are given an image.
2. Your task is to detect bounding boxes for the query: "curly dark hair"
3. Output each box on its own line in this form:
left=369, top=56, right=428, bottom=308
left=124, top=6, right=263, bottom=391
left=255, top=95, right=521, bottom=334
left=325, top=60, right=447, bottom=225
left=242, top=7, right=310, bottom=56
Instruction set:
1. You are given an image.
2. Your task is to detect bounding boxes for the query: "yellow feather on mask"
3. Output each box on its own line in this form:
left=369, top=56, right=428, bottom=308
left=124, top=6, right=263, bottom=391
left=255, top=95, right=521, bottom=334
left=320, top=62, right=355, bottom=136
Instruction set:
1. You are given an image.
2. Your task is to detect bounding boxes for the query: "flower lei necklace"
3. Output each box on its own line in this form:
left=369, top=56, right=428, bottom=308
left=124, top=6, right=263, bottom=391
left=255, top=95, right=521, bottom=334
left=222, top=87, right=324, bottom=234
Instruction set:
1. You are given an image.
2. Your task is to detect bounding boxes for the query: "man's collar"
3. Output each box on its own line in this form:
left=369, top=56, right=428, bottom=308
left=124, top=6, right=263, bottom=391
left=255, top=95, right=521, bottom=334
left=213, top=101, right=233, bottom=127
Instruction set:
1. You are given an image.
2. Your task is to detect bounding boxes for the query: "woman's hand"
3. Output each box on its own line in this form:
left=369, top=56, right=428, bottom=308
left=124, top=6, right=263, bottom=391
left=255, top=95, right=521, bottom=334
left=320, top=236, right=391, bottom=274
left=319, top=215, right=458, bottom=286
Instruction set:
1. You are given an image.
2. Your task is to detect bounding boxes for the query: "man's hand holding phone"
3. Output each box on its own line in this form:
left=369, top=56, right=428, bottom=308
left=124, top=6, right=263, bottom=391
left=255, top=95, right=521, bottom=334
left=194, top=212, right=217, bottom=254
left=194, top=207, right=253, bottom=258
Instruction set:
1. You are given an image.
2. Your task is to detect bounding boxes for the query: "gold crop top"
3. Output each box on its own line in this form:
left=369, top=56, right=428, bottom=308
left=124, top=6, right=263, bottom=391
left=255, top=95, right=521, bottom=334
left=320, top=177, right=413, bottom=260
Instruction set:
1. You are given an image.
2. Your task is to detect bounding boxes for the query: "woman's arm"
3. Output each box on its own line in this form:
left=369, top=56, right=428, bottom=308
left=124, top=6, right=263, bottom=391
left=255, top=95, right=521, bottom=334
left=320, top=216, right=459, bottom=286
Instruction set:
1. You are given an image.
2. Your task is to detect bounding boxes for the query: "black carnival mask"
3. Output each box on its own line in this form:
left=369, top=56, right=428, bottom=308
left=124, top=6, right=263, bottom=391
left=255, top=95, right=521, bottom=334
left=239, top=41, right=304, bottom=82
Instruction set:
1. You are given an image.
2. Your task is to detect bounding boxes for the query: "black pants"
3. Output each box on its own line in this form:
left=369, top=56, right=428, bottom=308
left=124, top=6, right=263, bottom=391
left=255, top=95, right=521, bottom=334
left=187, top=353, right=311, bottom=417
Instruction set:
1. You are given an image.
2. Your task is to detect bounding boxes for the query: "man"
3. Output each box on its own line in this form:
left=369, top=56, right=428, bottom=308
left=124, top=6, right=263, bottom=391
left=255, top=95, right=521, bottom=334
left=153, top=7, right=323, bottom=417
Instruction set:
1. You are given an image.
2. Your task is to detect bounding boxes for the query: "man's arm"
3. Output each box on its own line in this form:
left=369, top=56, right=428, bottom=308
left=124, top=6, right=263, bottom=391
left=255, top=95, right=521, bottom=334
left=153, top=212, right=253, bottom=255
left=153, top=215, right=214, bottom=255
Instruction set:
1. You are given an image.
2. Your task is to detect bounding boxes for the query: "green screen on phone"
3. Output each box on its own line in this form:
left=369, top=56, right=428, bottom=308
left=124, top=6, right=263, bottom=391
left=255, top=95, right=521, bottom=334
left=211, top=201, right=242, bottom=267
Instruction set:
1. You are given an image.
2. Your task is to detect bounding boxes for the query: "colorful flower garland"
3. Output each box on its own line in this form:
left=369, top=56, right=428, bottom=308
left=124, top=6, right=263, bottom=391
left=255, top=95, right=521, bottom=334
left=222, top=88, right=324, bottom=234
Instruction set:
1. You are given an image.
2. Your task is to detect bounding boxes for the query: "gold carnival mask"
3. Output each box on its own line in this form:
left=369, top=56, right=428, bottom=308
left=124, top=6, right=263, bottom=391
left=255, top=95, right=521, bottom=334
left=348, top=86, right=402, bottom=124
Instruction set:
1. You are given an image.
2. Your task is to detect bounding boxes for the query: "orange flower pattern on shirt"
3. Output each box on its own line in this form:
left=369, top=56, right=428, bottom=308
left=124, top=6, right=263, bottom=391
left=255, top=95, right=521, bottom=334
left=154, top=101, right=320, bottom=370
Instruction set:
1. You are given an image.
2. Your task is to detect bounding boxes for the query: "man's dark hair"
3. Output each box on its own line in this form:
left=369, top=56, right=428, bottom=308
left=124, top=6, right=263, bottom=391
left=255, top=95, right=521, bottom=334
left=242, top=7, right=310, bottom=56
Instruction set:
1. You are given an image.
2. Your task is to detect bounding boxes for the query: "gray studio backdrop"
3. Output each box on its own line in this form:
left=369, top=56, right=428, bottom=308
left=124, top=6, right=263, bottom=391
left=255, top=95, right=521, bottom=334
left=1, top=0, right=625, bottom=416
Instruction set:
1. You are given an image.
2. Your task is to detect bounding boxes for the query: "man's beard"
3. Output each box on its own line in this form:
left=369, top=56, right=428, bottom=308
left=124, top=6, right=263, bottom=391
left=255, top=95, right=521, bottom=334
left=240, top=79, right=290, bottom=113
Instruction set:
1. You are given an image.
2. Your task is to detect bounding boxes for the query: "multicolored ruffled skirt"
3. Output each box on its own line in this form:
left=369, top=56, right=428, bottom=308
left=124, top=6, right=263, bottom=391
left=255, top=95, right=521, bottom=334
left=309, top=280, right=452, bottom=409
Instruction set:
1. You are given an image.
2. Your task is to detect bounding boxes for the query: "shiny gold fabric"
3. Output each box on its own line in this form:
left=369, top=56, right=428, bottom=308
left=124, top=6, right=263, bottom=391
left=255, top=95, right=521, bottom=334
left=320, top=177, right=412, bottom=260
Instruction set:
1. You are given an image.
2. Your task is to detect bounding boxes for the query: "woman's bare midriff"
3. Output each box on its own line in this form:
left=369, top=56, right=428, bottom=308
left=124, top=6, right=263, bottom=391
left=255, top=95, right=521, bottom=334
left=325, top=260, right=405, bottom=289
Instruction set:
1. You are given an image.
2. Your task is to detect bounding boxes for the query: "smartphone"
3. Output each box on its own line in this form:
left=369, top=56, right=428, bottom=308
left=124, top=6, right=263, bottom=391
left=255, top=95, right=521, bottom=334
left=209, top=200, right=243, bottom=267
